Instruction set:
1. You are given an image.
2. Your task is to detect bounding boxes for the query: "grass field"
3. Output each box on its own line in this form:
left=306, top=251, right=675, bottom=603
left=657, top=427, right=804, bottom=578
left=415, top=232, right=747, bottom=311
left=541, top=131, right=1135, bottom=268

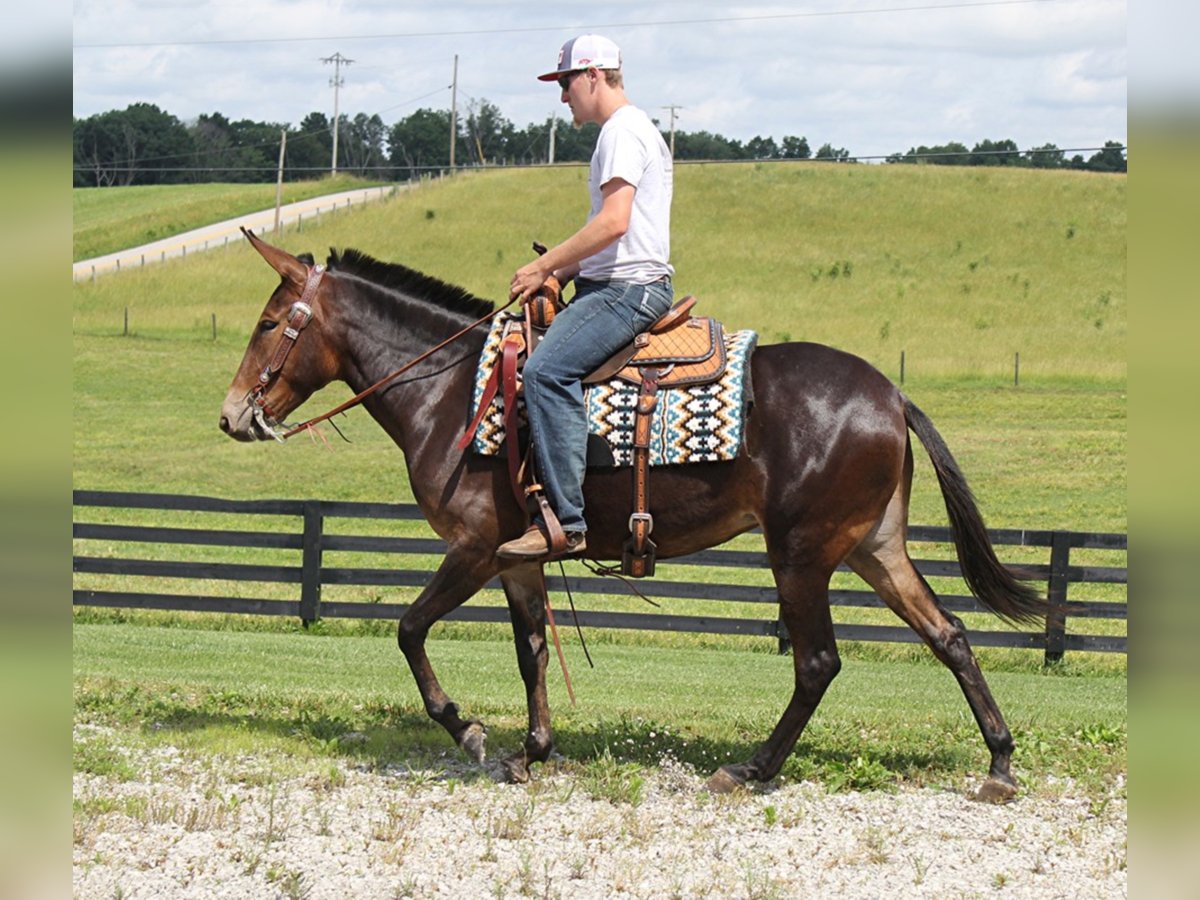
left=73, top=165, right=1126, bottom=794
left=73, top=174, right=385, bottom=261
left=73, top=624, right=1126, bottom=798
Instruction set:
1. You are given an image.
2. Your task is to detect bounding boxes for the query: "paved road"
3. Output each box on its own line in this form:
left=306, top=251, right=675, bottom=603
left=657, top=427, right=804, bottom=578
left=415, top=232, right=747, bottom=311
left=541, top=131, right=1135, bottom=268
left=73, top=185, right=402, bottom=281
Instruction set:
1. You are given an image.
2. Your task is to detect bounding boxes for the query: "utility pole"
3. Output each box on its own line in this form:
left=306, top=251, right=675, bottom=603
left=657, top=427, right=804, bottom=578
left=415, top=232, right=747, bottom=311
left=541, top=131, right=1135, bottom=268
left=449, top=54, right=458, bottom=171
left=661, top=105, right=682, bottom=158
left=274, top=130, right=287, bottom=238
left=548, top=112, right=556, bottom=164
left=322, top=52, right=354, bottom=175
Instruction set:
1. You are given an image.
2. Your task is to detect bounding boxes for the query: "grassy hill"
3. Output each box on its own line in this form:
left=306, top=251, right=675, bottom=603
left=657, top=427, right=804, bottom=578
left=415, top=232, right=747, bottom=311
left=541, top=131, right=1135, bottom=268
left=72, top=174, right=386, bottom=261
left=71, top=163, right=1125, bottom=531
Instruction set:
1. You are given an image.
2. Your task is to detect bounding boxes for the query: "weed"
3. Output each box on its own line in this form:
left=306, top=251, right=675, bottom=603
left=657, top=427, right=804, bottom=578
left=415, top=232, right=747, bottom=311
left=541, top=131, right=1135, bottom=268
left=763, top=804, right=778, bottom=826
left=263, top=781, right=285, bottom=844
left=910, top=853, right=928, bottom=885
left=74, top=740, right=137, bottom=781
left=992, top=871, right=1010, bottom=888
left=487, top=802, right=535, bottom=841
left=577, top=748, right=645, bottom=805
left=371, top=801, right=413, bottom=843
left=858, top=826, right=891, bottom=865
left=824, top=755, right=894, bottom=794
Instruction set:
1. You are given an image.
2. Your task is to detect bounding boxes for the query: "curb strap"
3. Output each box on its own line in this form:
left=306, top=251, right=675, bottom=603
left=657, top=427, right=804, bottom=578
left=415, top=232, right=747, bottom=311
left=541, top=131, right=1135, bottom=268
left=623, top=367, right=661, bottom=577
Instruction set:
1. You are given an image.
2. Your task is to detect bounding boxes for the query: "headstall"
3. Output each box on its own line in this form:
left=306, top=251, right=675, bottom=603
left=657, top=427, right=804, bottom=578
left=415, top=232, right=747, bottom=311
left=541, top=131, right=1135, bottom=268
left=247, top=263, right=325, bottom=441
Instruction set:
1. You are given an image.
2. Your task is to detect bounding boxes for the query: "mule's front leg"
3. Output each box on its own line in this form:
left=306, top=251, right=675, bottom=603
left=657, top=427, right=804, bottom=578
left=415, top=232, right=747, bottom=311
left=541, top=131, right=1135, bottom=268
left=396, top=550, right=497, bottom=762
left=497, top=564, right=555, bottom=783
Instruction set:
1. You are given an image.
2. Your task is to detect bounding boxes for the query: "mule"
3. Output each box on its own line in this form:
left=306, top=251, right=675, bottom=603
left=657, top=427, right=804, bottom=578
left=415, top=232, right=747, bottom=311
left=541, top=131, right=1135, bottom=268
left=220, top=231, right=1045, bottom=801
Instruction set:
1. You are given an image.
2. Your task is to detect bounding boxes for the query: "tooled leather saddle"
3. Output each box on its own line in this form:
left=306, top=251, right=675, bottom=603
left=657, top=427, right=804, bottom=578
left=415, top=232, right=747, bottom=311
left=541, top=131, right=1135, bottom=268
left=458, top=291, right=729, bottom=577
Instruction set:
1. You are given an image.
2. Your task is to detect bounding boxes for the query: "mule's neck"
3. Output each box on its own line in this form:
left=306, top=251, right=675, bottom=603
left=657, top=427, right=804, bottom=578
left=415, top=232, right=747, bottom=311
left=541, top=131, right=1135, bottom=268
left=328, top=273, right=492, bottom=454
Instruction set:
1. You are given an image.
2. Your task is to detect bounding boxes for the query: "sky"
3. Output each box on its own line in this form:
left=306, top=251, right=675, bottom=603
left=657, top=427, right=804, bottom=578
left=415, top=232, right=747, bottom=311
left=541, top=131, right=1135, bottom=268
left=71, top=0, right=1131, bottom=161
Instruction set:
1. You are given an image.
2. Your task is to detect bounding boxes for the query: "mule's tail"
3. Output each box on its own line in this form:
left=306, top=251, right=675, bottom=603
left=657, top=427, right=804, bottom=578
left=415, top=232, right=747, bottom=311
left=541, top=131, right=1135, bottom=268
left=903, top=396, right=1047, bottom=627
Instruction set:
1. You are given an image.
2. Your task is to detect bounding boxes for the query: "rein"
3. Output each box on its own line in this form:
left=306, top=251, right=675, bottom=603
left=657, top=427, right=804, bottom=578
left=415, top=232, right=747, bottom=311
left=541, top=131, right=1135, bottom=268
left=253, top=262, right=518, bottom=441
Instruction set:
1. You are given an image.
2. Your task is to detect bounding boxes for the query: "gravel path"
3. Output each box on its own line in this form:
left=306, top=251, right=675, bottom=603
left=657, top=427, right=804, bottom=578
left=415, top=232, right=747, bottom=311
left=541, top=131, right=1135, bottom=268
left=73, top=724, right=1126, bottom=899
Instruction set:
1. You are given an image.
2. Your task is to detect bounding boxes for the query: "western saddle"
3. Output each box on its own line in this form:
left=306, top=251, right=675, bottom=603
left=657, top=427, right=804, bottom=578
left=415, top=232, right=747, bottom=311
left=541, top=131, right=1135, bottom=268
left=460, top=281, right=729, bottom=577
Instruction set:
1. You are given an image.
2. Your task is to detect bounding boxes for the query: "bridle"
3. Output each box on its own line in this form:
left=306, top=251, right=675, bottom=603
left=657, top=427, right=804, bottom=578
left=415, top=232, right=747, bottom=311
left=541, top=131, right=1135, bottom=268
left=247, top=264, right=325, bottom=441
left=246, top=260, right=517, bottom=442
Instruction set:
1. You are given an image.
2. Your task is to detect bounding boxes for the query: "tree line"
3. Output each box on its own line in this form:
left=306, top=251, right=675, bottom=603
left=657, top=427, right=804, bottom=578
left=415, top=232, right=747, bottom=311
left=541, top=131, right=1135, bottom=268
left=72, top=100, right=1126, bottom=187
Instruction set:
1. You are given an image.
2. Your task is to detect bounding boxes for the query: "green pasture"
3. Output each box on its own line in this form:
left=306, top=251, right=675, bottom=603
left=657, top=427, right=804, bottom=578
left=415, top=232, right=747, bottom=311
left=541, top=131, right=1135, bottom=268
left=73, top=624, right=1126, bottom=799
left=73, top=173, right=385, bottom=261
left=72, top=162, right=1125, bottom=512
left=73, top=165, right=1126, bottom=788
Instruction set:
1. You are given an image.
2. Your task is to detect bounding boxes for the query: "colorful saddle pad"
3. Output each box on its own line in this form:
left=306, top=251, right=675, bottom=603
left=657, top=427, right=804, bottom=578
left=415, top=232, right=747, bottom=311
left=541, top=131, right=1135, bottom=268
left=466, top=312, right=757, bottom=467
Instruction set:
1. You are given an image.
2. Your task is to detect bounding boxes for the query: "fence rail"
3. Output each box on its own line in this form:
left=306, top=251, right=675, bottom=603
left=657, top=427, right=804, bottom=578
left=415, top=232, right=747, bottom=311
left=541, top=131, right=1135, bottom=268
left=72, top=490, right=1127, bottom=664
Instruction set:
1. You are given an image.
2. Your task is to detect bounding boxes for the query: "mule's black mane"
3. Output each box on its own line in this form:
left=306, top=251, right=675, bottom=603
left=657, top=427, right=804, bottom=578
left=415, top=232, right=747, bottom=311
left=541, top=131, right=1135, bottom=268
left=326, top=247, right=496, bottom=320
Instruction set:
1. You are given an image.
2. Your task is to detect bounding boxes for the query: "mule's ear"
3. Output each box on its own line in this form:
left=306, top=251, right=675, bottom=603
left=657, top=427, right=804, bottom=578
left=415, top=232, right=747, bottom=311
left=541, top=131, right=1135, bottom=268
left=240, top=226, right=308, bottom=287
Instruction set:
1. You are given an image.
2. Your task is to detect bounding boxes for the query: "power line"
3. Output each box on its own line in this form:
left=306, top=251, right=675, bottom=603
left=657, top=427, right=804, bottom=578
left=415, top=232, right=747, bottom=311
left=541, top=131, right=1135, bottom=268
left=74, top=1, right=1063, bottom=49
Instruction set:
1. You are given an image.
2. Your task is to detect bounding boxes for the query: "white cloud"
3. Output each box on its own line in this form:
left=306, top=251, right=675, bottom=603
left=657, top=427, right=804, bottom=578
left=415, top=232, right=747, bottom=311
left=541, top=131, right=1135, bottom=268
left=73, top=1, right=1128, bottom=155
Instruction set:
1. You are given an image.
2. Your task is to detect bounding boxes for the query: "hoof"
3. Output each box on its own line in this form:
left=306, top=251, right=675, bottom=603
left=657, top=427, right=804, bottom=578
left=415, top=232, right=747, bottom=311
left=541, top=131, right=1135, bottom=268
left=458, top=722, right=487, bottom=763
left=500, top=753, right=530, bottom=784
left=975, top=777, right=1017, bottom=804
left=705, top=767, right=745, bottom=794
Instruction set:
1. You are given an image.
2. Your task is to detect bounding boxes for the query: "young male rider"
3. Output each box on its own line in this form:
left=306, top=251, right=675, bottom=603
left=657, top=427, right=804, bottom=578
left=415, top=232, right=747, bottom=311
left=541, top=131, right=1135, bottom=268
left=497, top=34, right=675, bottom=561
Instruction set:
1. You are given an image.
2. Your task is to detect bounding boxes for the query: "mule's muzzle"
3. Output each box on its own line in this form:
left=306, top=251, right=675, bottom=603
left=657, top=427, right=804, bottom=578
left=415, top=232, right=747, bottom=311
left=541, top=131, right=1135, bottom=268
left=219, top=396, right=268, bottom=442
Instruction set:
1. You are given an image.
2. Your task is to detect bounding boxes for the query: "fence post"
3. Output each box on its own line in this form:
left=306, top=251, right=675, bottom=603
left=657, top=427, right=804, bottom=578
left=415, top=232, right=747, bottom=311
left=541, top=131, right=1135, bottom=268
left=776, top=619, right=791, bottom=655
left=1043, top=531, right=1071, bottom=665
left=300, top=501, right=324, bottom=626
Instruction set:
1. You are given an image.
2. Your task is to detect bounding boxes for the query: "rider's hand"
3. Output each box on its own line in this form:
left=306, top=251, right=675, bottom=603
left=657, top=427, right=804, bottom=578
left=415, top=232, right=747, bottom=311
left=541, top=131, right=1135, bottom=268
left=509, top=261, right=549, bottom=303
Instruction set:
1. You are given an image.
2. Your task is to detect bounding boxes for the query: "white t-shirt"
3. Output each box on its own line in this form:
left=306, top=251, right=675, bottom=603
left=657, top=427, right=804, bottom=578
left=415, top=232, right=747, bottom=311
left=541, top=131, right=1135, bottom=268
left=578, top=105, right=674, bottom=283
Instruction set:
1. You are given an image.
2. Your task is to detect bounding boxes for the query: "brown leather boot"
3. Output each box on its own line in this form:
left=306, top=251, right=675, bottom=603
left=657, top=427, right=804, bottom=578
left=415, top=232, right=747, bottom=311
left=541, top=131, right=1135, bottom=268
left=497, top=525, right=586, bottom=560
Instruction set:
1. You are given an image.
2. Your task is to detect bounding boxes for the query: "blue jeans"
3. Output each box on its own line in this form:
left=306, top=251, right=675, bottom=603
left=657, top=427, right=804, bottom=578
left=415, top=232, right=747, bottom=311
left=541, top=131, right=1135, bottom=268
left=523, top=278, right=674, bottom=533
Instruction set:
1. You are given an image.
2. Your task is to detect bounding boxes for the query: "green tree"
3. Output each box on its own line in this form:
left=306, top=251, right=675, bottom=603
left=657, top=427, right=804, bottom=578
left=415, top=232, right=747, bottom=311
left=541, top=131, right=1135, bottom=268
left=1027, top=143, right=1065, bottom=169
left=387, top=108, right=452, bottom=179
left=287, top=111, right=333, bottom=178
left=548, top=119, right=599, bottom=163
left=969, top=138, right=1022, bottom=166
left=780, top=135, right=811, bottom=159
left=745, top=135, right=779, bottom=159
left=674, top=130, right=742, bottom=160
left=892, top=142, right=970, bottom=166
left=339, top=112, right=386, bottom=176
left=72, top=103, right=194, bottom=186
left=814, top=142, right=851, bottom=162
left=1086, top=140, right=1127, bottom=173
left=188, top=112, right=279, bottom=183
left=464, top=99, right=515, bottom=165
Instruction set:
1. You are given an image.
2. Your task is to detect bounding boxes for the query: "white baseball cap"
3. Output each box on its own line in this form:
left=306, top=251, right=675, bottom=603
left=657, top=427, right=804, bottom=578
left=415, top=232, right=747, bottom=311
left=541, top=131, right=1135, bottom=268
left=537, top=34, right=622, bottom=82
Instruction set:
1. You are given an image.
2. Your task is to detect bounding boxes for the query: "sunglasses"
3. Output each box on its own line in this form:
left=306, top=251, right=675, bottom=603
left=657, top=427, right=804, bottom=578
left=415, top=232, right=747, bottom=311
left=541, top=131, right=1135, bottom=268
left=557, top=70, right=585, bottom=91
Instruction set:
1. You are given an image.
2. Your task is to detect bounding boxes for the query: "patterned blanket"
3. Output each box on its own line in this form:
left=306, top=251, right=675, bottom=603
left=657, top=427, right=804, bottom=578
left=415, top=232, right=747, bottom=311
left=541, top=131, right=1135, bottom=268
left=466, top=313, right=756, bottom=467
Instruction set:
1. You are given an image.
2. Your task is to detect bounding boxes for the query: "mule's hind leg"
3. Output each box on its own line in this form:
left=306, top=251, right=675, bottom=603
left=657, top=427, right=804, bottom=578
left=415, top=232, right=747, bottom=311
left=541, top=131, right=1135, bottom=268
left=847, top=520, right=1019, bottom=803
left=497, top=563, right=555, bottom=784
left=396, top=546, right=499, bottom=763
left=708, top=562, right=841, bottom=793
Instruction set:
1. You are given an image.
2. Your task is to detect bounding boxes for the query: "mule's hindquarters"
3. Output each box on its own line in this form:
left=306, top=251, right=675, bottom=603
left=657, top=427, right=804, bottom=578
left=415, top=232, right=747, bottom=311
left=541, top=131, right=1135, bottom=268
left=707, top=344, right=910, bottom=791
left=844, top=438, right=1020, bottom=802
left=708, top=348, right=1033, bottom=801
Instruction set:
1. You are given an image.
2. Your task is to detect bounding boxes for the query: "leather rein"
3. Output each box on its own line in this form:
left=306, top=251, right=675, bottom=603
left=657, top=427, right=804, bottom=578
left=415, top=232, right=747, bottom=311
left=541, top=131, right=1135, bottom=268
left=249, top=262, right=518, bottom=441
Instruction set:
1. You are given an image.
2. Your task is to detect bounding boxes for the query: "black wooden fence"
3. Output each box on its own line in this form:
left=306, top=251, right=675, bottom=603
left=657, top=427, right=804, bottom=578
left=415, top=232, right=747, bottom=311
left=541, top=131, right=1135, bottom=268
left=72, top=490, right=1127, bottom=664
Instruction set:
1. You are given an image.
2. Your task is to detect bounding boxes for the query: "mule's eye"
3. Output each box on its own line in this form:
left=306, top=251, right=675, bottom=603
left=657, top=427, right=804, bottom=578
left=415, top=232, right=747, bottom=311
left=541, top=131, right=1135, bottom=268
left=259, top=320, right=279, bottom=333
